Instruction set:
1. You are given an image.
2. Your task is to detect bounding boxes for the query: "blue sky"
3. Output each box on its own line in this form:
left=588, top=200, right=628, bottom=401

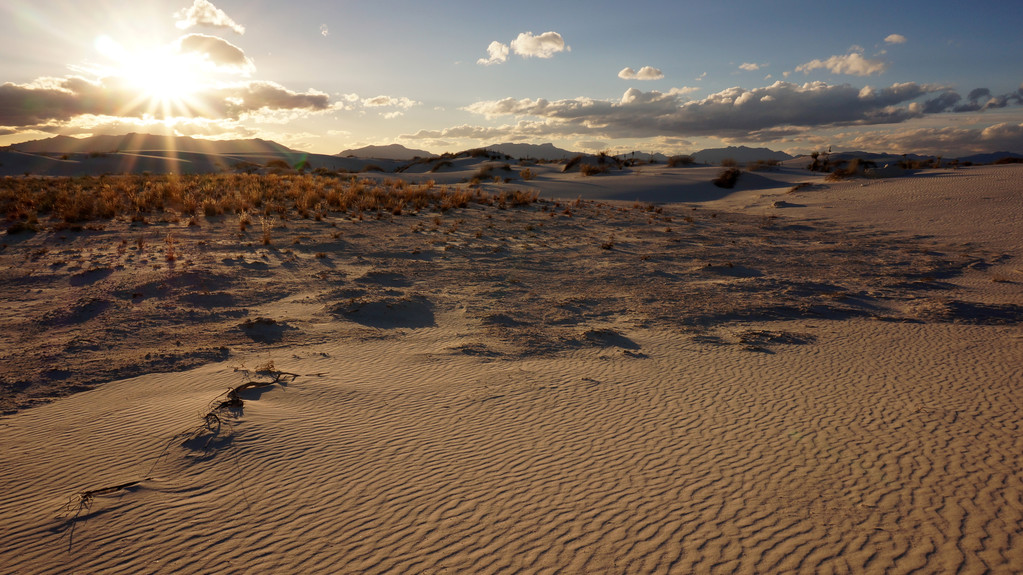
left=2, top=0, right=1021, bottom=156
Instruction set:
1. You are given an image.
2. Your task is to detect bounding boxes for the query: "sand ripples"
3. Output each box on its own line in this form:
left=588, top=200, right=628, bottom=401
left=3, top=318, right=1022, bottom=573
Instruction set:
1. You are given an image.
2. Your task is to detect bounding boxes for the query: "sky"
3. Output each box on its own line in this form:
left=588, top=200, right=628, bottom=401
left=1, top=0, right=1022, bottom=157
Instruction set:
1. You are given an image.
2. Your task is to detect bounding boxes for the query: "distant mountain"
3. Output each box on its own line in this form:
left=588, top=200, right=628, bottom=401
left=484, top=142, right=576, bottom=161
left=9, top=133, right=296, bottom=155
left=957, top=151, right=1023, bottom=164
left=337, top=144, right=434, bottom=160
left=692, top=146, right=793, bottom=164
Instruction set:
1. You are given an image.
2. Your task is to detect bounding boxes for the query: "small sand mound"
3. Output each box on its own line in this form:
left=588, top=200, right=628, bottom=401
left=330, top=295, right=436, bottom=328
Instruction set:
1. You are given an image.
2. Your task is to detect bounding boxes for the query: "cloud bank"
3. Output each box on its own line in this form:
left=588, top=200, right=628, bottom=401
left=0, top=76, right=330, bottom=128
left=397, top=79, right=1023, bottom=155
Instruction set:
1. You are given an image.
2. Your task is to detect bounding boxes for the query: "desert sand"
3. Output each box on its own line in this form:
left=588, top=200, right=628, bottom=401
left=1, top=162, right=1022, bottom=573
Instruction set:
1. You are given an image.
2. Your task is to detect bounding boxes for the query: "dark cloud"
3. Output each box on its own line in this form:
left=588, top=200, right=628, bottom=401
left=967, top=88, right=992, bottom=101
left=923, top=92, right=962, bottom=114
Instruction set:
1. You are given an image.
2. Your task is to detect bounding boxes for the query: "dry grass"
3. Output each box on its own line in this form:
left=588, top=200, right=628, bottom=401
left=1, top=173, right=534, bottom=232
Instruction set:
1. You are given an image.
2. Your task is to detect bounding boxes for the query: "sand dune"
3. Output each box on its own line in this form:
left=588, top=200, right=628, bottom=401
left=1, top=164, right=1022, bottom=573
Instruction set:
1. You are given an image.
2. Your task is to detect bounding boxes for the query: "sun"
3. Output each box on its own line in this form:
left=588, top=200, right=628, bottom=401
left=95, top=35, right=205, bottom=114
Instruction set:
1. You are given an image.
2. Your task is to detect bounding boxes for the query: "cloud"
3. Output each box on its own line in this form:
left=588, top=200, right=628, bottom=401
left=739, top=63, right=761, bottom=71
left=848, top=123, right=1023, bottom=156
left=456, top=81, right=948, bottom=141
left=320, top=24, right=329, bottom=37
left=177, top=34, right=253, bottom=73
left=477, top=41, right=509, bottom=66
left=796, top=52, right=888, bottom=76
left=885, top=34, right=907, bottom=44
left=510, top=31, right=569, bottom=59
left=922, top=91, right=961, bottom=113
left=174, top=0, right=245, bottom=35
left=618, top=66, right=664, bottom=81
left=0, top=76, right=330, bottom=128
left=361, top=95, right=420, bottom=109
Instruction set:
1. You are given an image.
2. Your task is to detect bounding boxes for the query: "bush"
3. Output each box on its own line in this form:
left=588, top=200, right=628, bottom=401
left=580, top=163, right=608, bottom=176
left=667, top=155, right=695, bottom=167
left=720, top=157, right=738, bottom=168
left=712, top=168, right=741, bottom=188
left=520, top=168, right=536, bottom=180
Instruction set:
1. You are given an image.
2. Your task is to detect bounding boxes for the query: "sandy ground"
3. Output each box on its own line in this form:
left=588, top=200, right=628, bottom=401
left=1, top=164, right=1022, bottom=573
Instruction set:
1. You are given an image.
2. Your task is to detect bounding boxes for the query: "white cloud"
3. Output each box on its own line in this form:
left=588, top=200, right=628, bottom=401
left=510, top=31, right=569, bottom=59
left=174, top=0, right=245, bottom=35
left=796, top=51, right=888, bottom=76
left=885, top=34, right=907, bottom=44
left=320, top=24, right=329, bottom=37
left=477, top=41, right=509, bottom=66
left=618, top=66, right=664, bottom=80
left=667, top=86, right=700, bottom=96
left=176, top=34, right=254, bottom=73
left=361, top=95, right=419, bottom=109
left=739, top=62, right=761, bottom=71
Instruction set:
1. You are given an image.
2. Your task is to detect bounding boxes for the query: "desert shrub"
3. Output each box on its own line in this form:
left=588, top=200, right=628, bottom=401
left=360, top=164, right=384, bottom=173
left=994, top=157, right=1023, bottom=165
left=520, top=168, right=536, bottom=180
left=667, top=155, right=695, bottom=167
left=720, top=157, right=738, bottom=168
left=563, top=155, right=584, bottom=172
left=826, top=158, right=865, bottom=180
left=580, top=163, right=608, bottom=176
left=712, top=168, right=742, bottom=188
left=266, top=159, right=291, bottom=170
left=469, top=164, right=495, bottom=185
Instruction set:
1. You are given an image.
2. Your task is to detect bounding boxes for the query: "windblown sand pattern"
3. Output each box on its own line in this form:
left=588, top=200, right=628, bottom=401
left=1, top=165, right=1022, bottom=573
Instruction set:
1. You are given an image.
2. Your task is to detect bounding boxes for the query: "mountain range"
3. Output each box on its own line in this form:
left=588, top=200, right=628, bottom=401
left=8, top=133, right=293, bottom=155
left=7, top=134, right=1021, bottom=167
